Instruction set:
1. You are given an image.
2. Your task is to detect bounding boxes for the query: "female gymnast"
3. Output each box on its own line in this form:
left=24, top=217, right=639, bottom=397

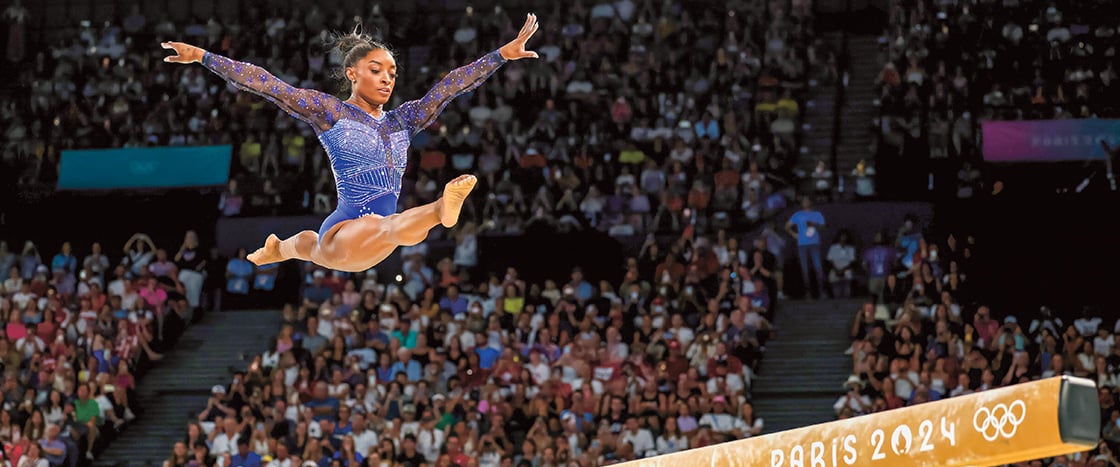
left=161, top=14, right=540, bottom=272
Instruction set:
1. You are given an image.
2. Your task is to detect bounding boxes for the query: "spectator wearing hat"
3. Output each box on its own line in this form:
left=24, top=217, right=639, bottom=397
left=834, top=375, right=872, bottom=416
left=698, top=396, right=739, bottom=440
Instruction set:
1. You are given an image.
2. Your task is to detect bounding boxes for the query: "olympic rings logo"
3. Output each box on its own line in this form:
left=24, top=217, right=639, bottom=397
left=972, top=400, right=1027, bottom=441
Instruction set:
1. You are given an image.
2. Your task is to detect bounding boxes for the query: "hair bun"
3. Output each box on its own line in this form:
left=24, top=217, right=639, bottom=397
left=336, top=32, right=371, bottom=57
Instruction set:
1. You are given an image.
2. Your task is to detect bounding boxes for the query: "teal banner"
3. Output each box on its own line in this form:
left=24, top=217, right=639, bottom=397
left=58, top=145, right=232, bottom=190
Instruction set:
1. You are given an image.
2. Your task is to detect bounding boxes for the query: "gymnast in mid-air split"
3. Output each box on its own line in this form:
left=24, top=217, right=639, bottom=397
left=161, top=13, right=541, bottom=272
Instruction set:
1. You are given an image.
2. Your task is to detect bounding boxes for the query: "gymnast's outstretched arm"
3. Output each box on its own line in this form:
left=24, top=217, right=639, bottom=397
left=397, top=13, right=540, bottom=136
left=162, top=41, right=342, bottom=133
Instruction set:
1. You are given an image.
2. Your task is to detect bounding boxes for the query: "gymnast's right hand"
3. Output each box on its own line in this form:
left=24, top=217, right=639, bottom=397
left=161, top=41, right=205, bottom=64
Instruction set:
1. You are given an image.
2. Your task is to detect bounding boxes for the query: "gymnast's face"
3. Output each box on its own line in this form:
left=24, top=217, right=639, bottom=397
left=346, top=48, right=397, bottom=107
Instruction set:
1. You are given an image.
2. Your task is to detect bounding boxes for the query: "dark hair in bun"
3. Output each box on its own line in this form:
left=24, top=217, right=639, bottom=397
left=329, top=24, right=394, bottom=92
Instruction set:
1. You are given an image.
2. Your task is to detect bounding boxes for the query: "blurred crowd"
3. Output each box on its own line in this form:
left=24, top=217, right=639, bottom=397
left=870, top=0, right=1119, bottom=198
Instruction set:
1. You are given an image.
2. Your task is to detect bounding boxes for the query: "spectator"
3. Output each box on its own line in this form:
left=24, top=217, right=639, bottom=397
left=826, top=230, right=857, bottom=298
left=230, top=437, right=263, bottom=467
left=785, top=197, right=827, bottom=298
left=175, top=230, right=207, bottom=316
left=122, top=234, right=156, bottom=278
left=861, top=231, right=897, bottom=302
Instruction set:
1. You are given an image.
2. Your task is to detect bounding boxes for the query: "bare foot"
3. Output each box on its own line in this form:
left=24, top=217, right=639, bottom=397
left=247, top=234, right=284, bottom=266
left=439, top=175, right=478, bottom=228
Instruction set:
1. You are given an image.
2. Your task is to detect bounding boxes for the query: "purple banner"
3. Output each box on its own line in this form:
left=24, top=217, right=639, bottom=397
left=982, top=119, right=1120, bottom=162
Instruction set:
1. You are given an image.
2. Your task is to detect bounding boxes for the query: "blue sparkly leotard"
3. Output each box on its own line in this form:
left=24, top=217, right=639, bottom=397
left=201, top=49, right=507, bottom=242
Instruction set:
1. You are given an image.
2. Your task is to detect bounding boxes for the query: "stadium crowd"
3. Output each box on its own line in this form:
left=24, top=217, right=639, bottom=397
left=0, top=0, right=835, bottom=239
left=0, top=229, right=217, bottom=466
left=834, top=211, right=1120, bottom=466
left=7, top=0, right=1120, bottom=466
left=0, top=0, right=826, bottom=466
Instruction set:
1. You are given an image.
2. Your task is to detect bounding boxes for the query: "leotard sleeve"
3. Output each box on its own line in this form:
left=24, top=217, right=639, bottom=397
left=201, top=51, right=343, bottom=133
left=396, top=50, right=507, bottom=136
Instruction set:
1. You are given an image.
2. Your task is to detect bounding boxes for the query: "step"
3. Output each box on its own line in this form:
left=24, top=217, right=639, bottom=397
left=751, top=395, right=841, bottom=433
left=98, top=311, right=282, bottom=466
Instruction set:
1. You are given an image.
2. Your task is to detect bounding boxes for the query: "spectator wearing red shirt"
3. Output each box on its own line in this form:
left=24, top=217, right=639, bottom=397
left=973, top=306, right=1000, bottom=349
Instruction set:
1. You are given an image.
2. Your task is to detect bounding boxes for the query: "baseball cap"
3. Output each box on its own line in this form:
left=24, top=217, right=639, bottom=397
left=713, top=395, right=727, bottom=404
left=211, top=385, right=226, bottom=395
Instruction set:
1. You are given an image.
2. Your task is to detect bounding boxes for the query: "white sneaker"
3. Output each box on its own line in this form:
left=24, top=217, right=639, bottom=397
left=844, top=345, right=855, bottom=355
left=86, top=452, right=95, bottom=460
left=124, top=408, right=136, bottom=421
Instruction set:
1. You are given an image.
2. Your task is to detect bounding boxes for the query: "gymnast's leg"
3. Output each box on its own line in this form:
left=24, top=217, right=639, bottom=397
left=320, top=175, right=478, bottom=271
left=249, top=175, right=476, bottom=270
left=367, top=174, right=478, bottom=245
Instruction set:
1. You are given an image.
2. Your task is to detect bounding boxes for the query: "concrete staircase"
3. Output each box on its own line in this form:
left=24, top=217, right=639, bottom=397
left=751, top=299, right=862, bottom=434
left=797, top=32, right=843, bottom=180
left=834, top=36, right=882, bottom=198
left=95, top=310, right=282, bottom=467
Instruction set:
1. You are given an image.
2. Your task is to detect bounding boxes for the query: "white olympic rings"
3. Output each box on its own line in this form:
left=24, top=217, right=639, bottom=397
left=972, top=399, right=1027, bottom=442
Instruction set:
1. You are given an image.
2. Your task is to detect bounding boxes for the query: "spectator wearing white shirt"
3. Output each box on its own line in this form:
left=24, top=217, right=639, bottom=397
left=890, top=357, right=920, bottom=400
left=826, top=231, right=857, bottom=299
left=698, top=396, right=739, bottom=437
left=1095, top=328, right=1116, bottom=358
left=1075, top=309, right=1103, bottom=337
left=525, top=349, right=550, bottom=385
left=416, top=415, right=444, bottom=463
left=209, top=418, right=240, bottom=457
left=706, top=357, right=747, bottom=401
left=834, top=376, right=873, bottom=416
left=619, top=417, right=655, bottom=458
left=1029, top=306, right=1063, bottom=344
left=735, top=402, right=765, bottom=439
left=351, top=412, right=378, bottom=458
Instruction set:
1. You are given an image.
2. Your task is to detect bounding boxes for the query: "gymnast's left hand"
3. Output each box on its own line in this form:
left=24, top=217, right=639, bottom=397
left=499, top=13, right=540, bottom=61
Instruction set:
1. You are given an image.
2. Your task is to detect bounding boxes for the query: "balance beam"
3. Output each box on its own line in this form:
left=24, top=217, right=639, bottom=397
left=619, top=376, right=1099, bottom=467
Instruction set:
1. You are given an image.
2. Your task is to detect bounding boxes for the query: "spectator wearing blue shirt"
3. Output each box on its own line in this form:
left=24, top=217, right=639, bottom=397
left=390, top=348, right=423, bottom=382
left=568, top=268, right=594, bottom=302
left=438, top=284, right=469, bottom=316
left=785, top=197, right=827, bottom=299
left=302, top=270, right=333, bottom=307
left=333, top=433, right=365, bottom=466
left=365, top=319, right=390, bottom=353
left=304, top=382, right=340, bottom=423
left=895, top=216, right=922, bottom=270
left=695, top=112, right=720, bottom=141
left=475, top=332, right=501, bottom=370
left=229, top=437, right=262, bottom=467
left=51, top=242, right=77, bottom=275
left=39, top=424, right=68, bottom=467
